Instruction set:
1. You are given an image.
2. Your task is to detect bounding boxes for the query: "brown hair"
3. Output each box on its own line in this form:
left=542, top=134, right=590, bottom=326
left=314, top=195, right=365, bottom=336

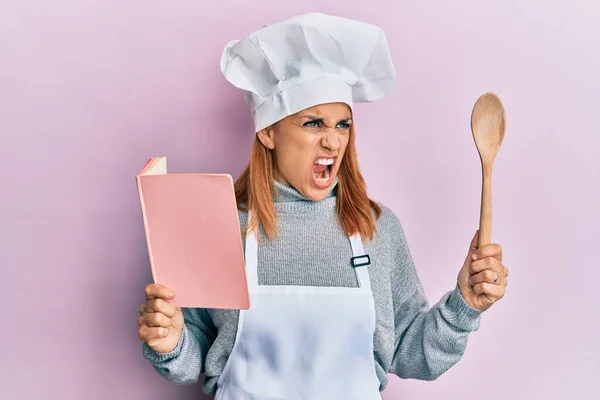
left=234, top=124, right=382, bottom=241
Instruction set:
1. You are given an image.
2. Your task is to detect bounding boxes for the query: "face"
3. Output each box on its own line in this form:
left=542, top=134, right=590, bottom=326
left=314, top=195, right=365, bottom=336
left=257, top=102, right=352, bottom=201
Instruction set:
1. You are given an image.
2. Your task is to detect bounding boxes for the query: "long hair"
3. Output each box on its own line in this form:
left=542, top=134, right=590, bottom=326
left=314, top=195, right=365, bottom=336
left=234, top=124, right=382, bottom=241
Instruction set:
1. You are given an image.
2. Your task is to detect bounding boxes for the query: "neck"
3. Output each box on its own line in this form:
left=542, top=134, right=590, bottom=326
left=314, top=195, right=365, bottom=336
left=272, top=177, right=338, bottom=214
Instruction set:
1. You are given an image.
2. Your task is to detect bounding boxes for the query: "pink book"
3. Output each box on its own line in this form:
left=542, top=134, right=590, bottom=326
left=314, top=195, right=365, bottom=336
left=136, top=157, right=249, bottom=309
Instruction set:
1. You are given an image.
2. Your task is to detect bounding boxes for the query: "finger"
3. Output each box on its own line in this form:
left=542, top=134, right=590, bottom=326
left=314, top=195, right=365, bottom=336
left=140, top=311, right=173, bottom=329
left=468, top=270, right=505, bottom=286
left=469, top=256, right=503, bottom=274
left=472, top=282, right=505, bottom=300
left=138, top=326, right=170, bottom=343
left=472, top=243, right=502, bottom=262
left=464, top=230, right=479, bottom=262
left=469, top=230, right=479, bottom=250
left=145, top=283, right=175, bottom=301
left=139, top=303, right=145, bottom=316
left=145, top=298, right=177, bottom=318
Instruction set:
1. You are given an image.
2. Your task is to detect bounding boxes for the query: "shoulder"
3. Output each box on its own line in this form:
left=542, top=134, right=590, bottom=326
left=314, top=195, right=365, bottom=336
left=374, top=202, right=406, bottom=239
left=237, top=208, right=249, bottom=229
left=370, top=202, right=413, bottom=257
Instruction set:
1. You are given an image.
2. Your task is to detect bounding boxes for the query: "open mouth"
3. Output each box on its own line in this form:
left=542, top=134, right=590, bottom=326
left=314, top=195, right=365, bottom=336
left=312, top=157, right=335, bottom=188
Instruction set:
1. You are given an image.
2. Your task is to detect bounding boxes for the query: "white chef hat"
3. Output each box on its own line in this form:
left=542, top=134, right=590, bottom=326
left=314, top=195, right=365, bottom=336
left=220, top=12, right=396, bottom=132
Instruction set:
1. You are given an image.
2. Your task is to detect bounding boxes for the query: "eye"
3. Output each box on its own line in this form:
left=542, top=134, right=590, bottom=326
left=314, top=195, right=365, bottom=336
left=337, top=121, right=351, bottom=130
left=303, top=119, right=322, bottom=128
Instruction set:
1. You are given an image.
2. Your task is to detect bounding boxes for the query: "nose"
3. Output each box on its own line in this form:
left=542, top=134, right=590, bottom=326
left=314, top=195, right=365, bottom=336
left=320, top=130, right=341, bottom=152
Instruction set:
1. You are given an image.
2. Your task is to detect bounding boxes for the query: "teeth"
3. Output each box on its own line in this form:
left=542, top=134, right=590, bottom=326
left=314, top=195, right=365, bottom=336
left=315, top=167, right=330, bottom=183
left=315, top=158, right=334, bottom=166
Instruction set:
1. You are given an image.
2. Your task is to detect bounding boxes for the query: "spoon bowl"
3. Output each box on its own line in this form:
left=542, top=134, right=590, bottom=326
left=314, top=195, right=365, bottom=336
left=470, top=92, right=506, bottom=247
left=471, top=92, right=506, bottom=161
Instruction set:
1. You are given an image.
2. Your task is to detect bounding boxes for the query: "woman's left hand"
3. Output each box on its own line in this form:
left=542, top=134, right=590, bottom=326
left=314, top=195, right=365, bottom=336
left=457, top=230, right=509, bottom=311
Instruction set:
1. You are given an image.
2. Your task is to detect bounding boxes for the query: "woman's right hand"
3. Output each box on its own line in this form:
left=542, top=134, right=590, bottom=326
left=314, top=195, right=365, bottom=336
left=138, top=283, right=185, bottom=354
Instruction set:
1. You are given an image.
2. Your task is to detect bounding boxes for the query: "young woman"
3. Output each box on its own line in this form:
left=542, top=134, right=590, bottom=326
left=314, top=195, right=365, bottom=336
left=137, top=12, right=509, bottom=400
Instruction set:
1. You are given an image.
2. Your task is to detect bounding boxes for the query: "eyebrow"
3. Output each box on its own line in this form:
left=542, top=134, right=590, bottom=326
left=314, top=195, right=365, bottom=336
left=299, top=115, right=352, bottom=123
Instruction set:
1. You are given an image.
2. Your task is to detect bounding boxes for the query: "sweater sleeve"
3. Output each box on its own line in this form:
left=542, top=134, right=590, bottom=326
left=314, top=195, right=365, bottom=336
left=384, top=209, right=483, bottom=380
left=142, top=307, right=217, bottom=384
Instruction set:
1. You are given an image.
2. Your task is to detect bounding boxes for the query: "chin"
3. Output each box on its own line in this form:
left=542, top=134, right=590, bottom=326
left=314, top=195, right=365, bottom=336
left=302, top=190, right=328, bottom=201
left=300, top=177, right=336, bottom=201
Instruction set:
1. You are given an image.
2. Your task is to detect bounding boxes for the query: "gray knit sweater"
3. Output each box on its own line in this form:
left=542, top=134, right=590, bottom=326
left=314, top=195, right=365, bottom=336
left=142, top=179, right=483, bottom=395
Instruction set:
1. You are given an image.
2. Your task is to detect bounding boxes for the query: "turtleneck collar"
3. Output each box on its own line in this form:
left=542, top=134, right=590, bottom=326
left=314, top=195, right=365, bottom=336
left=272, top=177, right=338, bottom=214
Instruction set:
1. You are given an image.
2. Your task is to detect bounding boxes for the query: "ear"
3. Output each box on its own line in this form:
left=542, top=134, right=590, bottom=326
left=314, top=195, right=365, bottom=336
left=256, top=125, right=276, bottom=150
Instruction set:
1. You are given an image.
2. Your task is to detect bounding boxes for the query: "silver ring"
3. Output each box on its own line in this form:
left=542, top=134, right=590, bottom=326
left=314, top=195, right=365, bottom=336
left=493, top=272, right=499, bottom=283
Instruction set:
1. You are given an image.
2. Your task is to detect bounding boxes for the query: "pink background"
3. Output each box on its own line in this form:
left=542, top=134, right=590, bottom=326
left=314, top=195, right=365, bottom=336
left=1, top=1, right=598, bottom=399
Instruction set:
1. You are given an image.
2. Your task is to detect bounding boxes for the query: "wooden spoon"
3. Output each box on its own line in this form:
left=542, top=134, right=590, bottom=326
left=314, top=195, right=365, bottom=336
left=471, top=92, right=506, bottom=248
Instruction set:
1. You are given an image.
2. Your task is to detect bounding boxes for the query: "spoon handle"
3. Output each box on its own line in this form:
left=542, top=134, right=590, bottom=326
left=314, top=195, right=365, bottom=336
left=478, top=164, right=493, bottom=247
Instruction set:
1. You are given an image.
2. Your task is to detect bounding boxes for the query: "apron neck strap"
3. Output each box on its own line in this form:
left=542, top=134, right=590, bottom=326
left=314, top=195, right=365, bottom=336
left=348, top=233, right=372, bottom=291
left=245, top=227, right=259, bottom=289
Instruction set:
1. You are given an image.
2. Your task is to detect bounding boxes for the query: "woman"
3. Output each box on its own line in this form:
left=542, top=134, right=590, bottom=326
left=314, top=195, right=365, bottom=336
left=138, top=13, right=509, bottom=399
